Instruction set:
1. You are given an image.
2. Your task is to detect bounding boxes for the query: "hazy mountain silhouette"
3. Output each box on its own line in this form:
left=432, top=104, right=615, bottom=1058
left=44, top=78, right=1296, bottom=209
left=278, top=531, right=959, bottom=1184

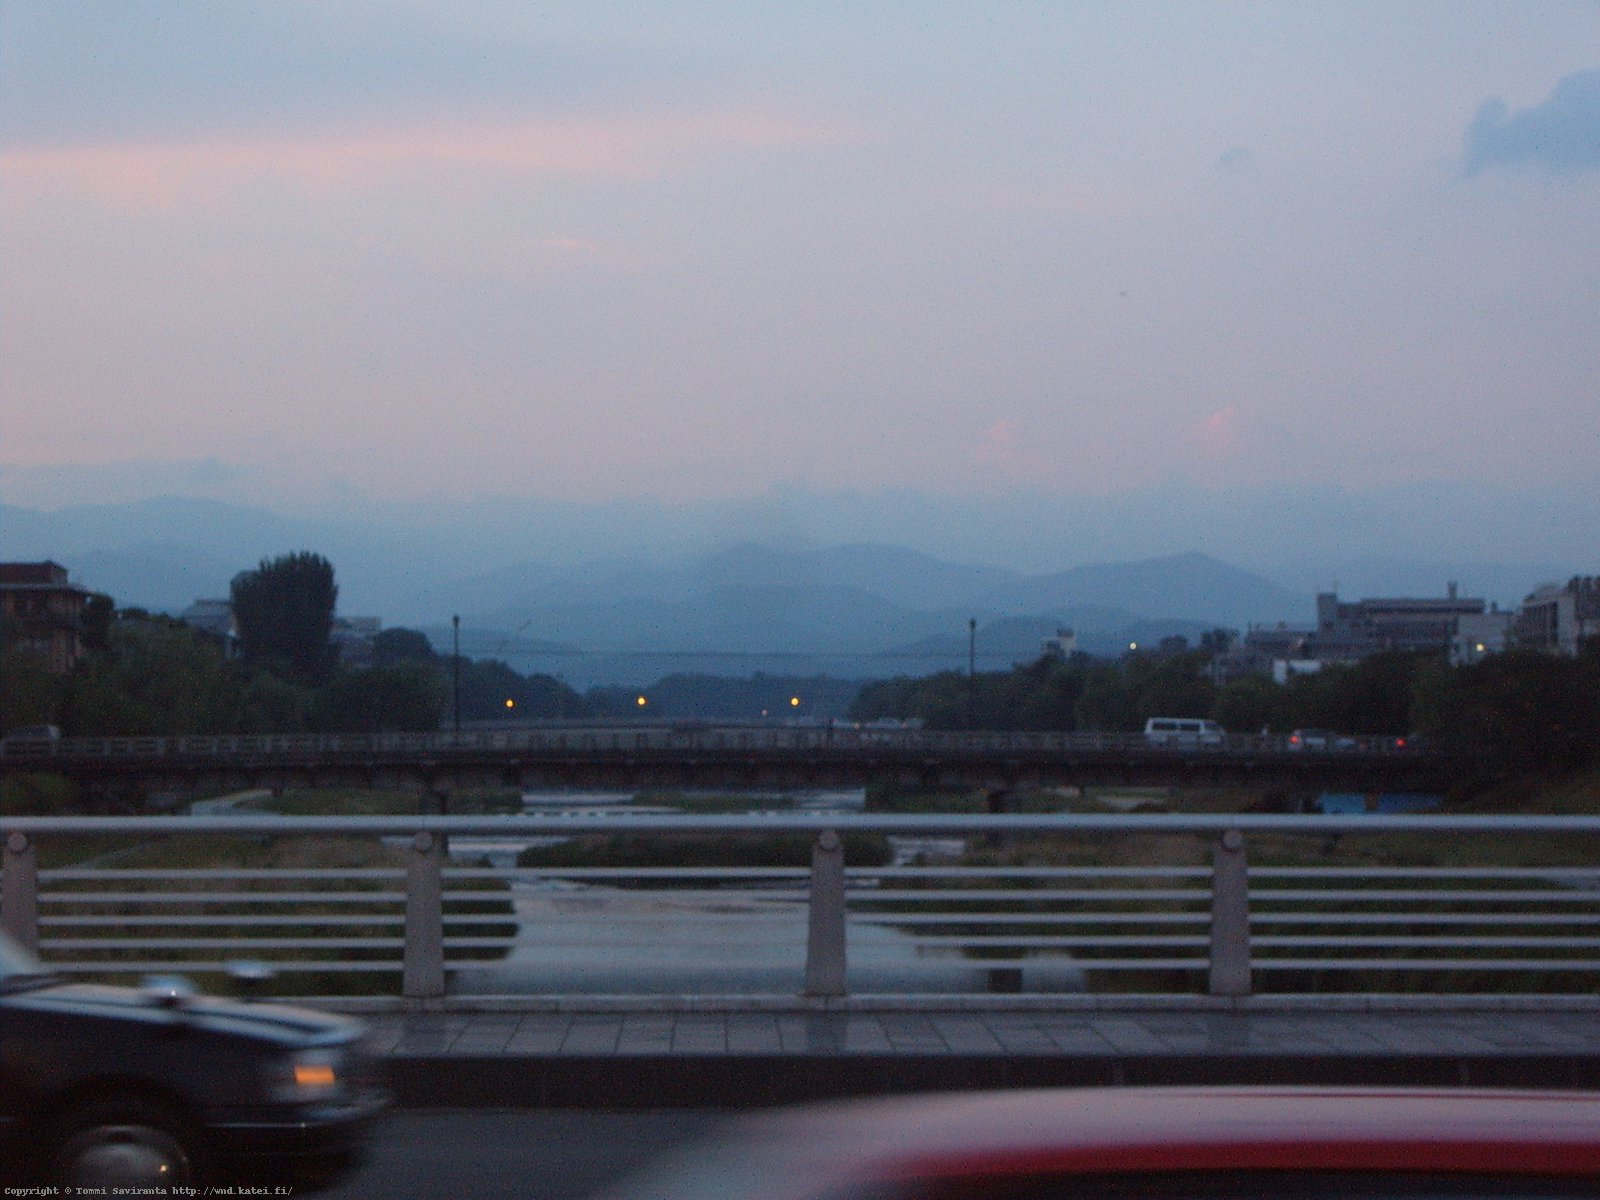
left=4, top=494, right=1559, bottom=687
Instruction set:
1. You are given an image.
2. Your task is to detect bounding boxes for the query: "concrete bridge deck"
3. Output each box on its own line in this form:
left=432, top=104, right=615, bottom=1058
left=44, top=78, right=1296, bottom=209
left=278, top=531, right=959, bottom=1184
left=355, top=1001, right=1600, bottom=1107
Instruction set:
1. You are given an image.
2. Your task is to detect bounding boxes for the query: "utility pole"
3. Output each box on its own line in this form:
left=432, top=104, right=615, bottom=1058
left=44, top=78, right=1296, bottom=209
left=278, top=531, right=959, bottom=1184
left=452, top=614, right=461, bottom=737
left=967, top=617, right=977, bottom=729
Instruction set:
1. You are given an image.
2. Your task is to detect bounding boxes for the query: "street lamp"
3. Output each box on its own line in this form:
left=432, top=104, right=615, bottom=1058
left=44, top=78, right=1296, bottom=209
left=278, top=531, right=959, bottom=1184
left=967, top=617, right=977, bottom=729
left=452, top=614, right=461, bottom=737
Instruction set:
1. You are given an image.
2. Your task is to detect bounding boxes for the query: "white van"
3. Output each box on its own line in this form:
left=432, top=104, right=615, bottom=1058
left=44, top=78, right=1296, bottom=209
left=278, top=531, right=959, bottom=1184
left=1143, top=717, right=1225, bottom=747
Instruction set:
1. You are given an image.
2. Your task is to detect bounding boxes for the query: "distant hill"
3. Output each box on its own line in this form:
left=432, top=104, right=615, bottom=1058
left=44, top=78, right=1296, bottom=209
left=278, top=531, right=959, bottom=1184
left=986, top=551, right=1308, bottom=628
left=10, top=495, right=1534, bottom=689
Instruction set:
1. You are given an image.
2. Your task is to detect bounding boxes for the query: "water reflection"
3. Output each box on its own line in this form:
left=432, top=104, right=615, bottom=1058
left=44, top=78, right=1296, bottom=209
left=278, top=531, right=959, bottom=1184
left=448, top=789, right=1082, bottom=996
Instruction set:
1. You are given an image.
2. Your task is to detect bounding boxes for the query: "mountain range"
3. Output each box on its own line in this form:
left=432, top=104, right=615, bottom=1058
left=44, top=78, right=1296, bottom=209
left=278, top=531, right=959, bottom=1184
left=0, top=495, right=1567, bottom=688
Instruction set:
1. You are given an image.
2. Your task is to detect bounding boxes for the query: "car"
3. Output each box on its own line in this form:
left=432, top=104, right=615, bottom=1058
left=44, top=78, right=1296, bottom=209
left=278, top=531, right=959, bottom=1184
left=594, top=1086, right=1600, bottom=1200
left=1143, top=718, right=1225, bottom=747
left=0, top=930, right=386, bottom=1189
left=1288, top=728, right=1337, bottom=751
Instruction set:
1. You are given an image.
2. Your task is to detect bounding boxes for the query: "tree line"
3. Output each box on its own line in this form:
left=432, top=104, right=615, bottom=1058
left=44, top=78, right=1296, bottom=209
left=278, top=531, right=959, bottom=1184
left=1, top=552, right=589, bottom=737
left=848, top=640, right=1600, bottom=775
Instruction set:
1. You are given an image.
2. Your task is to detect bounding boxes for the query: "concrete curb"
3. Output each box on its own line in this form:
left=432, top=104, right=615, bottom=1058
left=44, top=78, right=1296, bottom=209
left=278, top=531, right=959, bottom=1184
left=314, top=992, right=1600, bottom=1015
left=382, top=1050, right=1600, bottom=1109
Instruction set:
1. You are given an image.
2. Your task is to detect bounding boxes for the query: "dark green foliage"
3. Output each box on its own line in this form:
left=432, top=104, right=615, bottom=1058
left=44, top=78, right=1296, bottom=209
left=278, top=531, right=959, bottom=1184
left=1413, top=648, right=1600, bottom=773
left=453, top=657, right=588, bottom=720
left=230, top=551, right=338, bottom=683
left=1214, top=673, right=1287, bottom=732
left=592, top=673, right=862, bottom=721
left=373, top=627, right=437, bottom=665
left=62, top=616, right=248, bottom=735
left=81, top=593, right=114, bottom=651
left=851, top=661, right=1089, bottom=731
left=317, top=663, right=446, bottom=732
left=0, top=773, right=78, bottom=816
left=0, top=645, right=66, bottom=731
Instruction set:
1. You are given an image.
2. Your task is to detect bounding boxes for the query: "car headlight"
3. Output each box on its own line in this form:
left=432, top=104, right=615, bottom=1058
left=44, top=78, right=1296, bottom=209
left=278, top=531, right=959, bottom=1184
left=265, top=1046, right=347, bottom=1104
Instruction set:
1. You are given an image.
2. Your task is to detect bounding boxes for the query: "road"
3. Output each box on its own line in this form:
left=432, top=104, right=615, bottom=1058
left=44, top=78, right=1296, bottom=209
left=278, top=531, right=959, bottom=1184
left=319, top=1109, right=732, bottom=1200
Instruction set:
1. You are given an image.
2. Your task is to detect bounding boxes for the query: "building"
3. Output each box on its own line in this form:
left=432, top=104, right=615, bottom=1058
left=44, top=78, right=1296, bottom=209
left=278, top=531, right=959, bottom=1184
left=1516, top=577, right=1600, bottom=656
left=1040, top=627, right=1078, bottom=660
left=332, top=616, right=382, bottom=667
left=179, top=599, right=239, bottom=655
left=1315, top=583, right=1494, bottom=654
left=0, top=561, right=95, bottom=673
left=1221, top=583, right=1508, bottom=681
left=1450, top=609, right=1515, bottom=666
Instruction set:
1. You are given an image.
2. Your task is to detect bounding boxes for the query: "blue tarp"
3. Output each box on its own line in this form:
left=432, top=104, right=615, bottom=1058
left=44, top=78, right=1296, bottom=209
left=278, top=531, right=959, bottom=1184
left=1316, top=793, right=1368, bottom=814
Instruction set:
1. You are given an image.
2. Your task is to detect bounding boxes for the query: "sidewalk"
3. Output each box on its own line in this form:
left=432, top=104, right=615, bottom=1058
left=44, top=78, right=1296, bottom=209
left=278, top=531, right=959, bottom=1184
left=354, top=1004, right=1600, bottom=1107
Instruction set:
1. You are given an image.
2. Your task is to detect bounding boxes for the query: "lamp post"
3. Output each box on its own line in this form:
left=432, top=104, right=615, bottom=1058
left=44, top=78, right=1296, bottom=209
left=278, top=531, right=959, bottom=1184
left=967, top=617, right=977, bottom=729
left=451, top=614, right=461, bottom=737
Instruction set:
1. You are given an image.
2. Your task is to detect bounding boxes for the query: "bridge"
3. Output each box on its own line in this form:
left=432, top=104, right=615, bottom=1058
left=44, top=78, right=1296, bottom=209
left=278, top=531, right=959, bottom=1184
left=6, top=809, right=1599, bottom=1105
left=0, top=726, right=1451, bottom=801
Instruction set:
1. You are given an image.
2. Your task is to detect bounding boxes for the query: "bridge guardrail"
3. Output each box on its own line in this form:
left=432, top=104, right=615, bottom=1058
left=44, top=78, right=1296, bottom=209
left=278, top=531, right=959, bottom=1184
left=3, top=812, right=1597, bottom=1004
left=0, top=726, right=1425, bottom=762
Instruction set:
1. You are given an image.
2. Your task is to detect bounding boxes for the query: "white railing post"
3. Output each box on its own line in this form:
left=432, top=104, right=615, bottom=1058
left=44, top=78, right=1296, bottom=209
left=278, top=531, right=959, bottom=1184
left=403, top=831, right=446, bottom=1001
left=805, top=829, right=847, bottom=997
left=2, top=832, right=39, bottom=952
left=1208, top=829, right=1252, bottom=997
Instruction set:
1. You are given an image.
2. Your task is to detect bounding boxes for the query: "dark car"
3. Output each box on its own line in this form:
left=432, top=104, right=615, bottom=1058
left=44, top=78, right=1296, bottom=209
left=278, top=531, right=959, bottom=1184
left=595, top=1086, right=1600, bottom=1200
left=0, top=931, right=386, bottom=1189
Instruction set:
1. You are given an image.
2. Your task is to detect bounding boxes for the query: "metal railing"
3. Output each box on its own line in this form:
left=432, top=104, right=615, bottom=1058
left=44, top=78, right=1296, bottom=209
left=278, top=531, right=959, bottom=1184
left=0, top=726, right=1424, bottom=761
left=3, top=812, right=1598, bottom=1003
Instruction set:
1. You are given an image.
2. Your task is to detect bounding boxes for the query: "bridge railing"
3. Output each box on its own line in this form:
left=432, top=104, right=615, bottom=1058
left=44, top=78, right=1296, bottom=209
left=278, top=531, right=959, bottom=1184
left=4, top=812, right=1591, bottom=1004
left=0, top=727, right=1424, bottom=762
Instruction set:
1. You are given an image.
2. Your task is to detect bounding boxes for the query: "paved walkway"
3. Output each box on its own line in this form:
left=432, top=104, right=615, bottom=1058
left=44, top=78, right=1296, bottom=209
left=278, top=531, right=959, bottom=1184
left=355, top=1004, right=1600, bottom=1107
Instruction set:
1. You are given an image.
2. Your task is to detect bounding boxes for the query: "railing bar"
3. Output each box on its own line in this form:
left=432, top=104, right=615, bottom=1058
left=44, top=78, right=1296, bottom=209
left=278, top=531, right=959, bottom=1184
left=38, top=892, right=406, bottom=904
left=40, top=914, right=405, bottom=927
left=40, top=938, right=406, bottom=950
left=1253, top=867, right=1600, bottom=880
left=850, top=867, right=1214, bottom=879
left=1250, top=889, right=1600, bottom=903
left=1253, top=913, right=1600, bottom=926
left=488, top=868, right=810, bottom=879
left=38, top=961, right=402, bottom=973
left=845, top=888, right=1213, bottom=901
left=1254, top=936, right=1600, bottom=949
left=848, top=913, right=1207, bottom=926
left=1253, top=959, right=1600, bottom=971
left=44, top=869, right=402, bottom=881
left=853, top=888, right=1211, bottom=903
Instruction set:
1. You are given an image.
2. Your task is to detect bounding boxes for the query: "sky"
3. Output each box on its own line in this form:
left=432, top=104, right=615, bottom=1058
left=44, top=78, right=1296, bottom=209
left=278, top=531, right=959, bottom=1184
left=2, top=2, right=1597, bottom=569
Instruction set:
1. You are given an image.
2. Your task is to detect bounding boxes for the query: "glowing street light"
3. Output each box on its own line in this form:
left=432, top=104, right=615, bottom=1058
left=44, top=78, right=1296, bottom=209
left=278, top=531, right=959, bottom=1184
left=636, top=695, right=648, bottom=708
left=504, top=698, right=516, bottom=709
left=789, top=696, right=801, bottom=708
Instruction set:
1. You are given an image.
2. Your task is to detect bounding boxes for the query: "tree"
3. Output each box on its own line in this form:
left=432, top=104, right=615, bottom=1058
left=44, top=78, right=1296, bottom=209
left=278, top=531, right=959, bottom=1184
left=317, top=663, right=445, bottom=732
left=231, top=552, right=338, bottom=683
left=373, top=627, right=437, bottom=666
left=62, top=615, right=245, bottom=735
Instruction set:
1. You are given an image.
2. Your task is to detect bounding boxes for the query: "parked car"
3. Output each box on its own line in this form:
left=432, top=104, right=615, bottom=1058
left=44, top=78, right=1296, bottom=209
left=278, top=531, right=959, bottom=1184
left=1143, top=717, right=1225, bottom=747
left=0, top=725, right=60, bottom=750
left=595, top=1086, right=1600, bottom=1200
left=1288, top=728, right=1337, bottom=751
left=0, top=930, right=386, bottom=1189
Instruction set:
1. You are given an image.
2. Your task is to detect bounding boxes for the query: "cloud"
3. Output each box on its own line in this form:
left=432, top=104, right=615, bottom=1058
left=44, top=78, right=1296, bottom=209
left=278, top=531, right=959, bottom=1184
left=1462, top=69, right=1600, bottom=175
left=0, top=111, right=841, bottom=210
left=1191, top=405, right=1241, bottom=458
left=1218, top=146, right=1253, bottom=172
